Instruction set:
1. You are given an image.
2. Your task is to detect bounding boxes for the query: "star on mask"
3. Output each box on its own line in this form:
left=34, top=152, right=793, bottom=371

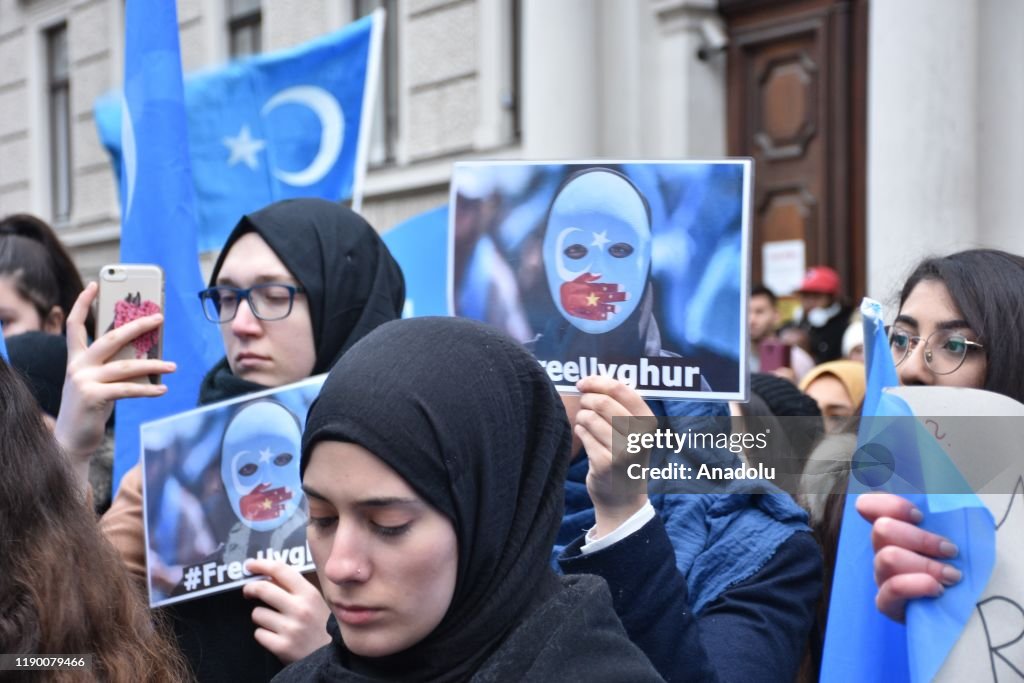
left=591, top=230, right=610, bottom=251
left=586, top=292, right=600, bottom=307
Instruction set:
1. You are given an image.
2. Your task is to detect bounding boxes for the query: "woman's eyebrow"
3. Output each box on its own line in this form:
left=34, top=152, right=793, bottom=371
left=894, top=315, right=973, bottom=332
left=356, top=497, right=422, bottom=509
left=301, top=484, right=329, bottom=501
left=299, top=487, right=422, bottom=508
left=893, top=314, right=917, bottom=328
left=215, top=274, right=297, bottom=286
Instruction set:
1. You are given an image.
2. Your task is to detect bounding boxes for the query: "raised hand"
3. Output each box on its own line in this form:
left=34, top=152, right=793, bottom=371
left=574, top=375, right=656, bottom=539
left=243, top=559, right=332, bottom=663
left=856, top=493, right=961, bottom=623
left=54, top=282, right=176, bottom=492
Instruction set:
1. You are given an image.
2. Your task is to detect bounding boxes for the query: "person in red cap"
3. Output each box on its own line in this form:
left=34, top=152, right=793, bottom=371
left=792, top=266, right=852, bottom=363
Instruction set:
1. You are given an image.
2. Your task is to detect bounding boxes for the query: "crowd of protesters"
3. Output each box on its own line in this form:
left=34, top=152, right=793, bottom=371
left=2, top=198, right=1021, bottom=682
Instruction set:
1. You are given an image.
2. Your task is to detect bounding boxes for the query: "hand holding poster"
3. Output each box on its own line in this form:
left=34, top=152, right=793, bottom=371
left=141, top=376, right=324, bottom=608
left=449, top=161, right=752, bottom=400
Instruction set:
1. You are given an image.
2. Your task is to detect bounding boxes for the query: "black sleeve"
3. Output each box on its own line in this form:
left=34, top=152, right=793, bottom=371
left=558, top=516, right=822, bottom=683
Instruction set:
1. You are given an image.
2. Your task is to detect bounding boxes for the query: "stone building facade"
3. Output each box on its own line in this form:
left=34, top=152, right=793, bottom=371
left=1, top=0, right=1022, bottom=300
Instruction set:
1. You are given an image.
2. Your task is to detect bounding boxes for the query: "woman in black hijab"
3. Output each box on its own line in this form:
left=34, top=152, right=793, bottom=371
left=278, top=316, right=662, bottom=682
left=58, top=198, right=405, bottom=681
left=200, top=197, right=406, bottom=402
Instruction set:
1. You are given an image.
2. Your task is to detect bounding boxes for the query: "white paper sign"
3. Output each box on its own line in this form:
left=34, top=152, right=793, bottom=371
left=762, top=239, right=805, bottom=296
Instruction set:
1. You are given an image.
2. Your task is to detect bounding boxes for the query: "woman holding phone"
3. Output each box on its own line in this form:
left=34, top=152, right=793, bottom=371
left=55, top=198, right=405, bottom=681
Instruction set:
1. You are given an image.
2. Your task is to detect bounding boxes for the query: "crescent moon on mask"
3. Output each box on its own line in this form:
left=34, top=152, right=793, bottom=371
left=261, top=86, right=345, bottom=187
left=229, top=450, right=255, bottom=494
left=554, top=227, right=593, bottom=281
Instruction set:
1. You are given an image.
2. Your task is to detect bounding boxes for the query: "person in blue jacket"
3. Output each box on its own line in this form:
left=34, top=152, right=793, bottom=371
left=556, top=376, right=823, bottom=683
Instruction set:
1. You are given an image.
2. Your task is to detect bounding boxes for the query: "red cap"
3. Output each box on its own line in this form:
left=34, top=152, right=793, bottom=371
left=796, top=266, right=840, bottom=295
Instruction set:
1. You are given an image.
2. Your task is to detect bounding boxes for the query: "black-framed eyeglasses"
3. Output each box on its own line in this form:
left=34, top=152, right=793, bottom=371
left=198, top=284, right=306, bottom=323
left=888, top=326, right=985, bottom=375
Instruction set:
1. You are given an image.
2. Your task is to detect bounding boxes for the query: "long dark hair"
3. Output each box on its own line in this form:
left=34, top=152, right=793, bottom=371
left=0, top=359, right=187, bottom=682
left=0, top=213, right=92, bottom=334
left=899, top=249, right=1024, bottom=402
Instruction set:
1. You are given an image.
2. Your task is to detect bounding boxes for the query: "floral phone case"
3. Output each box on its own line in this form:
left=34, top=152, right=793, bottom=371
left=96, top=264, right=165, bottom=384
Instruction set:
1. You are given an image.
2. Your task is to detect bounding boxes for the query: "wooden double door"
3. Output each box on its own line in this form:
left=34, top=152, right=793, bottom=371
left=721, top=0, right=868, bottom=301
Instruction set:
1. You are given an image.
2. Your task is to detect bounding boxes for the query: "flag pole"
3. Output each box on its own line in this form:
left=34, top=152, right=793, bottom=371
left=351, top=7, right=386, bottom=214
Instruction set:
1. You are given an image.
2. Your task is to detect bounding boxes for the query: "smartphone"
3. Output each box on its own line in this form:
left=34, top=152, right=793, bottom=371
left=758, top=338, right=792, bottom=373
left=97, top=264, right=165, bottom=384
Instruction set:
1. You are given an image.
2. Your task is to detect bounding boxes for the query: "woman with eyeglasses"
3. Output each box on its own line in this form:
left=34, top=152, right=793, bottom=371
left=854, top=248, right=1024, bottom=624
left=55, top=198, right=405, bottom=681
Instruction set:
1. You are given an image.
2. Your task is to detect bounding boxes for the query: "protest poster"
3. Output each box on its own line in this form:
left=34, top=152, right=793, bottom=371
left=449, top=161, right=752, bottom=400
left=141, top=376, right=324, bottom=608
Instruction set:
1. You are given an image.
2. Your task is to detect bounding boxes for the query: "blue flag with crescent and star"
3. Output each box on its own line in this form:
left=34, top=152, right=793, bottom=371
left=94, top=12, right=382, bottom=252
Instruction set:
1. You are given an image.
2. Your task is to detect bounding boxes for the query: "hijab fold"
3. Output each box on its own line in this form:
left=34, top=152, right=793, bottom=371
left=301, top=317, right=572, bottom=682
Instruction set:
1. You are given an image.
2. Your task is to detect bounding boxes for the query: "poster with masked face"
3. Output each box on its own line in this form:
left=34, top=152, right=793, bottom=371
left=140, top=375, right=324, bottom=608
left=449, top=161, right=751, bottom=400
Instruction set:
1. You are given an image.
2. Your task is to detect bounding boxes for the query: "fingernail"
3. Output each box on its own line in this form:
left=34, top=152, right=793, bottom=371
left=939, top=541, right=959, bottom=558
left=165, top=362, right=177, bottom=370
left=934, top=585, right=945, bottom=597
left=909, top=507, right=924, bottom=523
left=941, top=565, right=962, bottom=585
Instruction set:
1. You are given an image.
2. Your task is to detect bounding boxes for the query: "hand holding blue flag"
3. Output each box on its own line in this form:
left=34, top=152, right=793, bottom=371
left=821, top=298, right=995, bottom=682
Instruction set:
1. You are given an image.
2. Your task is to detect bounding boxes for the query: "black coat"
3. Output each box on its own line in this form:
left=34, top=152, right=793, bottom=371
left=273, top=574, right=664, bottom=683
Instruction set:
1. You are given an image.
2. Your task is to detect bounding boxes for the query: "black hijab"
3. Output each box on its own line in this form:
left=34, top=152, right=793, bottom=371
left=300, top=317, right=572, bottom=682
left=199, top=198, right=405, bottom=405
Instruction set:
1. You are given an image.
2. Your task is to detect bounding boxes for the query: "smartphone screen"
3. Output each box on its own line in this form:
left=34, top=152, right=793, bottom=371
left=758, top=339, right=792, bottom=373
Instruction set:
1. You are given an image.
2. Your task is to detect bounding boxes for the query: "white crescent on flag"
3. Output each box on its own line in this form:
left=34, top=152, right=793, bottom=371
left=260, top=85, right=345, bottom=187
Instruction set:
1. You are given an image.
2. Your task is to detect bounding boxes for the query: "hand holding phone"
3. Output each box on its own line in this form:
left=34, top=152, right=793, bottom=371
left=54, top=280, right=175, bottom=484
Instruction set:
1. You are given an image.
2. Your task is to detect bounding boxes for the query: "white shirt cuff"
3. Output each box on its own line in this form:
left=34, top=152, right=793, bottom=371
left=580, top=501, right=656, bottom=555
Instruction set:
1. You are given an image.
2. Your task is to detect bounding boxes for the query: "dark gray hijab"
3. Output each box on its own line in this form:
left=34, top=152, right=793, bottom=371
left=300, top=316, right=572, bottom=682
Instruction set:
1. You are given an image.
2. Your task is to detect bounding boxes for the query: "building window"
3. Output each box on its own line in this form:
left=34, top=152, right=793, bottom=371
left=228, top=0, right=262, bottom=58
left=46, top=23, right=71, bottom=223
left=354, top=0, right=398, bottom=165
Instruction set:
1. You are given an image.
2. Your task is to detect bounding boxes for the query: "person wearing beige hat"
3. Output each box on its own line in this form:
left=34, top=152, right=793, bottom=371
left=798, top=359, right=866, bottom=433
